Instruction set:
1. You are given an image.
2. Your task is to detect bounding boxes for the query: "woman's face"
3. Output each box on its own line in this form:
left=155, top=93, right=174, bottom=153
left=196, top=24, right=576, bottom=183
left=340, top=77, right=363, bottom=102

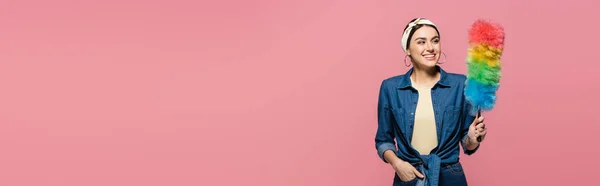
left=407, top=26, right=441, bottom=68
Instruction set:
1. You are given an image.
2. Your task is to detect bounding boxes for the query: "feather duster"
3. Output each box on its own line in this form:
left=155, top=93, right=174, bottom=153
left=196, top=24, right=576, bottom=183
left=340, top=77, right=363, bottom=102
left=464, top=19, right=505, bottom=139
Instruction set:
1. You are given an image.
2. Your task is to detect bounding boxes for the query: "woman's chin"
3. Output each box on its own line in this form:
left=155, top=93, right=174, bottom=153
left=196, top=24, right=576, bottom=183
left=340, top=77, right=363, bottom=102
left=417, top=60, right=438, bottom=67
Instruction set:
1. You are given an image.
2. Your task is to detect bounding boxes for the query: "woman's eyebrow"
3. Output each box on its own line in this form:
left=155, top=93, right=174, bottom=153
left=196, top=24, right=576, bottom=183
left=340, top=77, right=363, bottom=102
left=414, top=36, right=439, bottom=40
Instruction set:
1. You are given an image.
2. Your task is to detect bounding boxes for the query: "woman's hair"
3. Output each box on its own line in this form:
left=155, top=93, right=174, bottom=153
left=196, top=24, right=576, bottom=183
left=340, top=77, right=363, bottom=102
left=403, top=18, right=441, bottom=50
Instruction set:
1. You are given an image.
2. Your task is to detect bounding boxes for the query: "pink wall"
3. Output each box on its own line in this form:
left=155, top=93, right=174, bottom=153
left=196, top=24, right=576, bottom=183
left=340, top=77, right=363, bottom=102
left=1, top=0, right=599, bottom=185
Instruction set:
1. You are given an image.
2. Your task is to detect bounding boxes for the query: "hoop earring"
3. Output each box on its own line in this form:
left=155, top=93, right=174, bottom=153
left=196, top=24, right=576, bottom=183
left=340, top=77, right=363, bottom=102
left=404, top=55, right=412, bottom=67
left=437, top=52, right=447, bottom=64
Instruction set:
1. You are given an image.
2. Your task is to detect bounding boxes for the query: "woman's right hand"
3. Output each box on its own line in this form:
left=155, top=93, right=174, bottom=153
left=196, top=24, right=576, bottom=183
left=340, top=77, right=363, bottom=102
left=391, top=161, right=424, bottom=182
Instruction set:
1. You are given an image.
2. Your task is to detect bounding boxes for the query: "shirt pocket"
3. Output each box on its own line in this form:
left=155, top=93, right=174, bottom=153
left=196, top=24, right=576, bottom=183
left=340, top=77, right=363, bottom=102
left=442, top=105, right=461, bottom=133
left=391, top=108, right=407, bottom=136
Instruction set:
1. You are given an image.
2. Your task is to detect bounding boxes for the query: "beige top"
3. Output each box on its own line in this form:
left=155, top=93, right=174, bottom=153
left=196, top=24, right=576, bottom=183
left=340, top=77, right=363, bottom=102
left=410, top=79, right=438, bottom=155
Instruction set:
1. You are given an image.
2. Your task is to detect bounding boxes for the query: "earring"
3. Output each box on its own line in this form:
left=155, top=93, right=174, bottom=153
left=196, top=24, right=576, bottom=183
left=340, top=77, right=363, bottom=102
left=437, top=52, right=447, bottom=64
left=404, top=55, right=412, bottom=67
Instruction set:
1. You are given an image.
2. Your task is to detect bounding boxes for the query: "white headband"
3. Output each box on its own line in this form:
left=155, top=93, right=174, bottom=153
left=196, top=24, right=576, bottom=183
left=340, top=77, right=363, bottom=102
left=401, top=18, right=437, bottom=52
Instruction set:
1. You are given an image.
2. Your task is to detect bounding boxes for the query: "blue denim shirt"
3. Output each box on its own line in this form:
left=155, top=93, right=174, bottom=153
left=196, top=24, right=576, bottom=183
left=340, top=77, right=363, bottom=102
left=375, top=66, right=480, bottom=186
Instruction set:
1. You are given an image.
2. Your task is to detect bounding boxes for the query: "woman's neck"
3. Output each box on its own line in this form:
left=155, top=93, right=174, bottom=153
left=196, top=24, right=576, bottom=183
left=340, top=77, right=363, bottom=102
left=410, top=65, right=440, bottom=88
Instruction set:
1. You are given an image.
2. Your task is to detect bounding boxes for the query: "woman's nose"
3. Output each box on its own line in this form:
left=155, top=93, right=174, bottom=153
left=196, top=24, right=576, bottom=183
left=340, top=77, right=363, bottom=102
left=425, top=42, right=433, bottom=51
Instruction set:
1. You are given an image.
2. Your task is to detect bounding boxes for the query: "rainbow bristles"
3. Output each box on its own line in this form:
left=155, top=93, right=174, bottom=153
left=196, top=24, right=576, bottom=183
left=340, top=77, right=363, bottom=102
left=464, top=19, right=505, bottom=116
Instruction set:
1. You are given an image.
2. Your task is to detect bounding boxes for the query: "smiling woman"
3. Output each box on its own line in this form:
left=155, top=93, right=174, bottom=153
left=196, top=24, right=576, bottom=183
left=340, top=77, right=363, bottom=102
left=402, top=18, right=442, bottom=69
left=375, top=18, right=487, bottom=186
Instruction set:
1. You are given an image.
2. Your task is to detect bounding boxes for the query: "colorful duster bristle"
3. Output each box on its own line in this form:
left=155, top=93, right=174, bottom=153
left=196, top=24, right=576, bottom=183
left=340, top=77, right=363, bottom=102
left=464, top=19, right=505, bottom=116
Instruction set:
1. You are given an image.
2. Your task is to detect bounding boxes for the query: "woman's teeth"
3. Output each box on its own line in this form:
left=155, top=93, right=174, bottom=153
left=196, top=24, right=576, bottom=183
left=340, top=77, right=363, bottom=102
left=423, top=54, right=435, bottom=59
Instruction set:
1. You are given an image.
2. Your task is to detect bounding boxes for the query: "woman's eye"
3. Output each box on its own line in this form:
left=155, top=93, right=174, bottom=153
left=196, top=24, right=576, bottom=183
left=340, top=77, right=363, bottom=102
left=433, top=39, right=440, bottom=43
left=418, top=41, right=425, bottom=44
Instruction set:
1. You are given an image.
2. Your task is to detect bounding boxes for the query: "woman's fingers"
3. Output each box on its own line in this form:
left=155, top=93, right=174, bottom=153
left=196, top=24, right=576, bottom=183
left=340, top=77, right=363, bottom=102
left=413, top=168, right=424, bottom=178
left=471, top=117, right=484, bottom=128
left=402, top=173, right=415, bottom=182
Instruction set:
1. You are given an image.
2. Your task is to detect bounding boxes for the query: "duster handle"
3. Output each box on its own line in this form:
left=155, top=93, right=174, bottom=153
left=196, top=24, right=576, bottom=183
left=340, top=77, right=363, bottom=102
left=477, top=110, right=482, bottom=142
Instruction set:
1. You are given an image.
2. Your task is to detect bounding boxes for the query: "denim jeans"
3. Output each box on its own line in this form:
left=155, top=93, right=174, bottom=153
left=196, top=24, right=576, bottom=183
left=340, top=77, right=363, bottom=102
left=393, top=162, right=468, bottom=186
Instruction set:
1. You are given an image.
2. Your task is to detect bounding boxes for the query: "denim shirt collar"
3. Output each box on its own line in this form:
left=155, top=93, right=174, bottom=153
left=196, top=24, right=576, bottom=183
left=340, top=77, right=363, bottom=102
left=397, top=65, right=451, bottom=89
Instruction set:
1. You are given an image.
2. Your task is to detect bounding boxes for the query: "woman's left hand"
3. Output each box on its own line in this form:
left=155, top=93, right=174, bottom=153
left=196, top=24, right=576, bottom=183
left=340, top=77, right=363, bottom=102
left=468, top=115, right=487, bottom=143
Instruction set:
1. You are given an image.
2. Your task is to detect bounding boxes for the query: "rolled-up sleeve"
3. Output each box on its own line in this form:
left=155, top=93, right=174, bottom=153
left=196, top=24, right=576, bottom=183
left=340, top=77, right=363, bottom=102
left=460, top=101, right=480, bottom=155
left=375, top=80, right=397, bottom=163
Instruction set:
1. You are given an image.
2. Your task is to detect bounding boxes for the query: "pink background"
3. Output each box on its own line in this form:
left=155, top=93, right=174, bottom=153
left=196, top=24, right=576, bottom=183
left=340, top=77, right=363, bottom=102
left=1, top=0, right=599, bottom=185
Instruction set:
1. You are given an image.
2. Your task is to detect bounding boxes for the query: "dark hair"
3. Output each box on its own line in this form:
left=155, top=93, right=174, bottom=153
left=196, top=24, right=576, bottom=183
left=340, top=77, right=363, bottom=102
left=403, top=18, right=440, bottom=49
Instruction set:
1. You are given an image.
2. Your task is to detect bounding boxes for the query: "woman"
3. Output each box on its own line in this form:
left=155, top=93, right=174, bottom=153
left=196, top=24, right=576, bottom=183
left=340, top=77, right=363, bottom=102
left=375, top=18, right=487, bottom=186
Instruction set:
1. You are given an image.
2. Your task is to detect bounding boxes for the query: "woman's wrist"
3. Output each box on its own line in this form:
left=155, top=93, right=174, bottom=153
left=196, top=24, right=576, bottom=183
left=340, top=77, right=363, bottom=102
left=383, top=150, right=402, bottom=164
left=466, top=135, right=480, bottom=150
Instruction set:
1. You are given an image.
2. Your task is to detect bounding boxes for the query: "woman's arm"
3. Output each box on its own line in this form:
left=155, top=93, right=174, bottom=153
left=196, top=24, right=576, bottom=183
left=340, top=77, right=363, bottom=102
left=375, top=80, right=398, bottom=163
left=460, top=103, right=482, bottom=155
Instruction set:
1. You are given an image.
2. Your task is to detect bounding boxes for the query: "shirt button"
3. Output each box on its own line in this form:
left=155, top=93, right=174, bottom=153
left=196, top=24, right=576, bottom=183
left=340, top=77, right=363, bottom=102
left=411, top=113, right=414, bottom=115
